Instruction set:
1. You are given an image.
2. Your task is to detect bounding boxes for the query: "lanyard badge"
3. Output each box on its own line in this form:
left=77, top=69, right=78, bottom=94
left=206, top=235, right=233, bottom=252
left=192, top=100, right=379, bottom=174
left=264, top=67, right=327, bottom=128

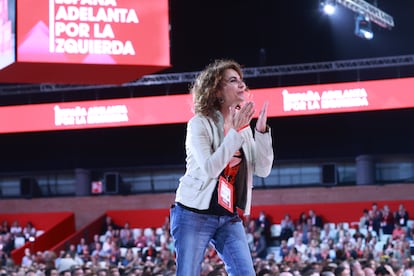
left=218, top=175, right=234, bottom=213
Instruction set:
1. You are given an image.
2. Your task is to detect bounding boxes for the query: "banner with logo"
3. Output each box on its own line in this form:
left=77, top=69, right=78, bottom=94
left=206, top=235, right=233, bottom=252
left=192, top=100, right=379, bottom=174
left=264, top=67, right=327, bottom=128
left=0, top=0, right=15, bottom=70
left=0, top=77, right=413, bottom=133
left=0, top=0, right=170, bottom=84
left=17, top=0, right=169, bottom=65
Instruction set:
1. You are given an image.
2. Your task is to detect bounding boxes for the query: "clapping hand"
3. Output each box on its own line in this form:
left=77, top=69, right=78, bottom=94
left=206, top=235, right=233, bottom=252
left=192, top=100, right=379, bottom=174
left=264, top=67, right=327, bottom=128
left=255, top=101, right=268, bottom=133
left=231, top=101, right=255, bottom=131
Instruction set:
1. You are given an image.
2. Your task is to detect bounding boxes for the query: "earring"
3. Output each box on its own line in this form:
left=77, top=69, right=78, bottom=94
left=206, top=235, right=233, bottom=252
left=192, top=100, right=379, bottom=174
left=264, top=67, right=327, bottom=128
left=218, top=97, right=224, bottom=104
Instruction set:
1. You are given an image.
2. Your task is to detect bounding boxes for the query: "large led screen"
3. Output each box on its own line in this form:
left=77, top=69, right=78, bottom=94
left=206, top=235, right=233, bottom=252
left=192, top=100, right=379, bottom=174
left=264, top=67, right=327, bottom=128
left=1, top=77, right=414, bottom=134
left=0, top=0, right=15, bottom=70
left=16, top=0, right=169, bottom=66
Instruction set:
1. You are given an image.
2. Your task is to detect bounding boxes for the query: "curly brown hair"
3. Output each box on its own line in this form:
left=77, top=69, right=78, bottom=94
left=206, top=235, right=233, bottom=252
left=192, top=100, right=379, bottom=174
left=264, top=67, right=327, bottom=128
left=190, top=59, right=243, bottom=119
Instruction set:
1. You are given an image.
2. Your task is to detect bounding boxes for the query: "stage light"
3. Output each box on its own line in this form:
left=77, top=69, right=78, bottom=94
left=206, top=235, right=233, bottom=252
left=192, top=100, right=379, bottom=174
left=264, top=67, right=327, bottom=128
left=355, top=14, right=374, bottom=40
left=336, top=0, right=394, bottom=29
left=320, top=0, right=393, bottom=41
left=324, top=4, right=336, bottom=15
left=320, top=0, right=337, bottom=15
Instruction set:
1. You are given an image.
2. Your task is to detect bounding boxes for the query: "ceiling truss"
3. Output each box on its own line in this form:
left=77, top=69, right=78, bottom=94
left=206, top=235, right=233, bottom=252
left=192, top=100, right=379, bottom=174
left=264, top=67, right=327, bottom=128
left=0, top=54, right=413, bottom=95
left=336, top=0, right=394, bottom=29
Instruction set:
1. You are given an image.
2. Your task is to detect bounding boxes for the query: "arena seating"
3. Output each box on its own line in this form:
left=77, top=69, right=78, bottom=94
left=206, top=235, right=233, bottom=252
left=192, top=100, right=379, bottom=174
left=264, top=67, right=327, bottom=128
left=5, top=199, right=414, bottom=265
left=0, top=212, right=75, bottom=264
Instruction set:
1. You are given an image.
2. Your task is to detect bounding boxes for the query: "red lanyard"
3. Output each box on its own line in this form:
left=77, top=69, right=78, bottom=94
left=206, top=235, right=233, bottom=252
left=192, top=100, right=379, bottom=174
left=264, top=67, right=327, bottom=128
left=223, top=162, right=241, bottom=185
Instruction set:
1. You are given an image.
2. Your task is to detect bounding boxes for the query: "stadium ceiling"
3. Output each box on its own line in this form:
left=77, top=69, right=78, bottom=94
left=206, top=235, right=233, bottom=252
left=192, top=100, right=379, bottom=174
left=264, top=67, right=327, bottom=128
left=0, top=54, right=413, bottom=96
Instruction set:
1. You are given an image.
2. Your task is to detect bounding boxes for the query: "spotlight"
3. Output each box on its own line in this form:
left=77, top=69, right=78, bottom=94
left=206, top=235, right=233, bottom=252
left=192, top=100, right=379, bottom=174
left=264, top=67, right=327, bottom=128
left=320, top=0, right=336, bottom=15
left=355, top=14, right=374, bottom=40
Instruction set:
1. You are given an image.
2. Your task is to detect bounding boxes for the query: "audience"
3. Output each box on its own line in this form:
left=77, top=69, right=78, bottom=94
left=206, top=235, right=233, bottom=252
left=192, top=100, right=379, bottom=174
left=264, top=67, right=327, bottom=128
left=0, top=203, right=412, bottom=275
left=395, top=204, right=410, bottom=228
left=280, top=214, right=295, bottom=242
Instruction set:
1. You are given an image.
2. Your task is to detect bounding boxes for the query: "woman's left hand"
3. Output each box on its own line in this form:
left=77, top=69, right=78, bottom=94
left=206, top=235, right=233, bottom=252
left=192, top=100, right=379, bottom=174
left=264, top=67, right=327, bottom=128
left=255, top=101, right=268, bottom=133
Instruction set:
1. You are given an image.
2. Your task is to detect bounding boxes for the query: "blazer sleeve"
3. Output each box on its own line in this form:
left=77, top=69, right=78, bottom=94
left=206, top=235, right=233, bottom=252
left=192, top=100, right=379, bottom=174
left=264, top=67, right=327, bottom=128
left=253, top=127, right=274, bottom=177
left=187, top=116, right=244, bottom=178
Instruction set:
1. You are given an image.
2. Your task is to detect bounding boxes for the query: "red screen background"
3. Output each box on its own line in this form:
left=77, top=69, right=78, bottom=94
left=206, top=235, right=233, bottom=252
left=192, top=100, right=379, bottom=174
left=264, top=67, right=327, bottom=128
left=1, top=77, right=414, bottom=134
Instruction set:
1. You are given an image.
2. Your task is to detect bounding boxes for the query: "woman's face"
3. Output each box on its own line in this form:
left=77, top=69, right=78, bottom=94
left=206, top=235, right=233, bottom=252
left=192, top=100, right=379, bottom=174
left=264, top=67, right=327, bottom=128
left=217, top=68, right=247, bottom=107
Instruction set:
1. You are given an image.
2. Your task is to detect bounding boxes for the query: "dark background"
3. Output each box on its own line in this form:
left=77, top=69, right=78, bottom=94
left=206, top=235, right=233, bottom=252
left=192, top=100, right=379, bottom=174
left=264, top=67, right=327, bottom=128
left=1, top=0, right=414, bottom=172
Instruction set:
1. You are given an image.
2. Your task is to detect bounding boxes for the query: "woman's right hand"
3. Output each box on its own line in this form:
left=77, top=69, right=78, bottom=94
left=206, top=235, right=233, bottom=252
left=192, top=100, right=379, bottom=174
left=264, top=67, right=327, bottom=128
left=231, top=101, right=255, bottom=131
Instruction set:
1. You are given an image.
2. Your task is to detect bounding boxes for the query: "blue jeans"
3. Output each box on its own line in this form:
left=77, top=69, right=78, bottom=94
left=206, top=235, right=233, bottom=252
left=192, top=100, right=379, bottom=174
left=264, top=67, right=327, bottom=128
left=170, top=203, right=255, bottom=276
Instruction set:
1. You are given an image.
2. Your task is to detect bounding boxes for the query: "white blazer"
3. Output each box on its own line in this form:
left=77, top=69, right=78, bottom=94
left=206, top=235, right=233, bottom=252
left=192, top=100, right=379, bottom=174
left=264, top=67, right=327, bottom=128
left=175, top=111, right=274, bottom=216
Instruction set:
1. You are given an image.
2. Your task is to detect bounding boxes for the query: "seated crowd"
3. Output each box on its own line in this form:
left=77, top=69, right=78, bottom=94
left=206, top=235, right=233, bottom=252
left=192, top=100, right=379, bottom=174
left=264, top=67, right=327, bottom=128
left=0, top=220, right=38, bottom=256
left=0, top=203, right=412, bottom=276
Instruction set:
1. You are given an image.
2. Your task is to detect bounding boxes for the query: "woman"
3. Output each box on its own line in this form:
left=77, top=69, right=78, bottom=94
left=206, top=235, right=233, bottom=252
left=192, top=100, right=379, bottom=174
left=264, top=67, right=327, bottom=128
left=170, top=59, right=274, bottom=275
